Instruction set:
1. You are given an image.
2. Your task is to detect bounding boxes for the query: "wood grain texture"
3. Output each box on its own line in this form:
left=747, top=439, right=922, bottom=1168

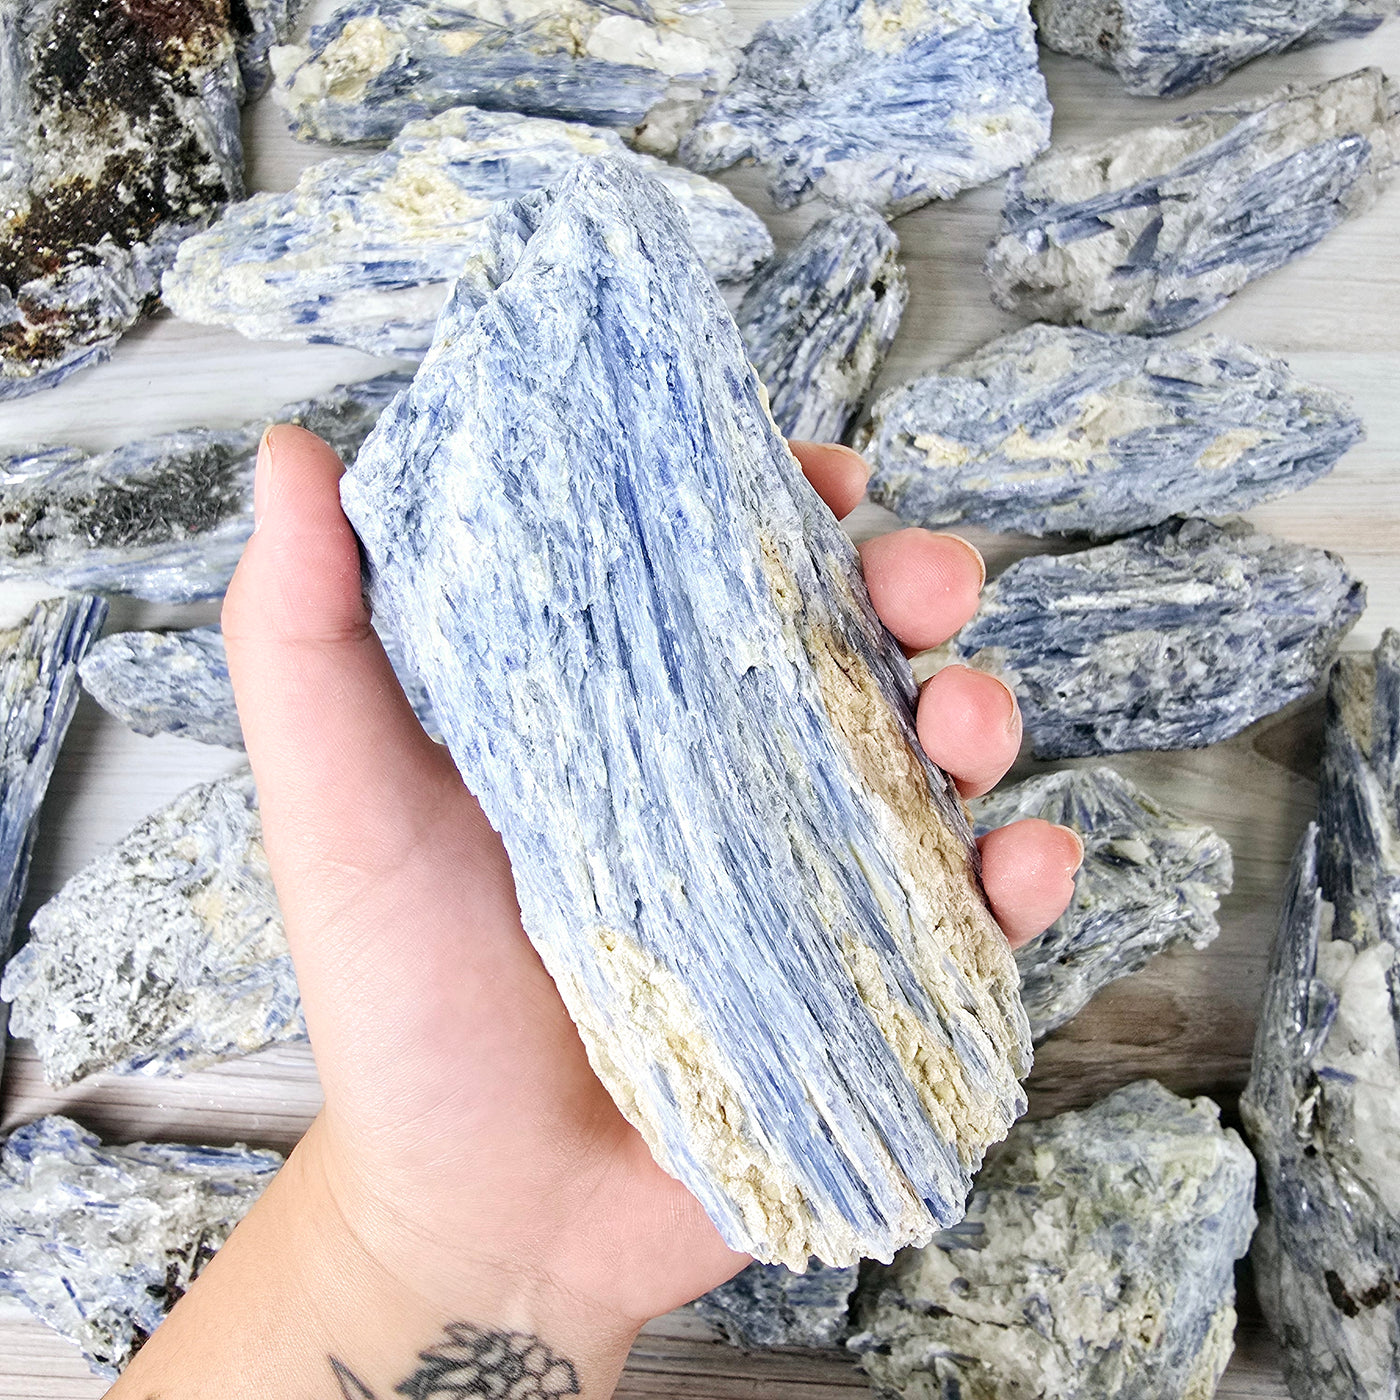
left=0, top=5, right=1397, bottom=1393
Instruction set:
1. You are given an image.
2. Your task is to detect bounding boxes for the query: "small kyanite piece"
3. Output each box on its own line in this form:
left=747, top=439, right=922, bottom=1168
left=985, top=69, right=1400, bottom=336
left=0, top=0, right=245, bottom=398
left=163, top=106, right=772, bottom=357
left=340, top=160, right=1032, bottom=1269
left=0, top=1115, right=280, bottom=1378
left=271, top=0, right=738, bottom=155
left=957, top=518, right=1364, bottom=759
left=238, top=0, right=310, bottom=96
left=1241, top=631, right=1400, bottom=1400
left=0, top=374, right=407, bottom=602
left=970, top=768, right=1233, bottom=1041
left=859, top=325, right=1362, bottom=538
left=737, top=209, right=908, bottom=444
left=849, top=1081, right=1257, bottom=1400
left=695, top=1259, right=860, bottom=1349
left=2, top=770, right=301, bottom=1085
left=680, top=0, right=1051, bottom=213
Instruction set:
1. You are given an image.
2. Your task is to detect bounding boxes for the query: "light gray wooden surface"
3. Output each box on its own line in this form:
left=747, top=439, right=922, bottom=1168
left=2, top=9, right=1398, bottom=1395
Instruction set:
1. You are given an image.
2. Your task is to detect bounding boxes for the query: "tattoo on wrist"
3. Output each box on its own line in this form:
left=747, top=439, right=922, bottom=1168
left=331, top=1322, right=581, bottom=1399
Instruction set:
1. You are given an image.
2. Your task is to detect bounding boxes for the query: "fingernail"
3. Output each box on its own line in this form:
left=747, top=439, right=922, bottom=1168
left=1058, top=825, right=1086, bottom=875
left=253, top=426, right=275, bottom=531
left=986, top=671, right=1020, bottom=738
left=932, top=532, right=986, bottom=590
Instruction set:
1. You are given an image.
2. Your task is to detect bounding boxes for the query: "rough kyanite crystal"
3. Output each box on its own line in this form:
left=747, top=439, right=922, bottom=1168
left=858, top=325, right=1363, bottom=538
left=0, top=373, right=407, bottom=603
left=1241, top=631, right=1400, bottom=1400
left=985, top=69, right=1400, bottom=336
left=162, top=107, right=772, bottom=357
left=849, top=1081, right=1257, bottom=1400
left=736, top=209, right=908, bottom=445
left=0, top=0, right=246, bottom=398
left=970, top=768, right=1232, bottom=1041
left=0, top=1115, right=280, bottom=1378
left=2, top=769, right=302, bottom=1085
left=238, top=0, right=311, bottom=96
left=339, top=160, right=1032, bottom=1269
left=271, top=0, right=738, bottom=155
left=678, top=0, right=1051, bottom=214
left=956, top=517, right=1365, bottom=759
left=696, top=1260, right=860, bottom=1348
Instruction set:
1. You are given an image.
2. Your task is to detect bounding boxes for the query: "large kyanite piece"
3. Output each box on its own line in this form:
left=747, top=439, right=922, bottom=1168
left=272, top=0, right=738, bottom=155
left=163, top=107, right=771, bottom=357
left=985, top=69, right=1400, bottom=336
left=737, top=209, right=908, bottom=444
left=850, top=1081, right=1256, bottom=1400
left=0, top=0, right=245, bottom=398
left=2, top=770, right=301, bottom=1085
left=971, top=768, right=1232, bottom=1041
left=1242, top=631, right=1400, bottom=1400
left=0, top=374, right=406, bottom=603
left=957, top=518, right=1364, bottom=759
left=679, top=0, right=1051, bottom=214
left=0, top=1115, right=280, bottom=1378
left=696, top=1260, right=860, bottom=1348
left=340, top=160, right=1031, bottom=1268
left=860, top=325, right=1362, bottom=538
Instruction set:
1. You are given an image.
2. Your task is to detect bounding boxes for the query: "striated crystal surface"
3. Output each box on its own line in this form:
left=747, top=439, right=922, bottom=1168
left=737, top=209, right=907, bottom=444
left=163, top=106, right=772, bottom=356
left=0, top=1115, right=280, bottom=1378
left=0, top=373, right=407, bottom=602
left=859, top=324, right=1363, bottom=538
left=696, top=1261, right=860, bottom=1349
left=985, top=69, right=1400, bottom=336
left=271, top=0, right=738, bottom=154
left=957, top=517, right=1365, bottom=759
left=680, top=0, right=1051, bottom=213
left=340, top=160, right=1031, bottom=1268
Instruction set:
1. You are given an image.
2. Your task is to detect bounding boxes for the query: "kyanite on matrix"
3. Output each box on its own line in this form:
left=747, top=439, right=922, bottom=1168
left=0, top=1115, right=280, bottom=1378
left=970, top=768, right=1232, bottom=1041
left=985, top=69, right=1400, bottom=336
left=679, top=0, right=1051, bottom=214
left=858, top=324, right=1362, bottom=538
left=1241, top=631, right=1400, bottom=1400
left=2, top=769, right=301, bottom=1086
left=271, top=0, right=738, bottom=155
left=0, top=373, right=407, bottom=603
left=695, top=1261, right=860, bottom=1348
left=162, top=107, right=772, bottom=357
left=339, top=160, right=1032, bottom=1269
left=849, top=1081, right=1257, bottom=1400
left=737, top=209, right=908, bottom=444
left=957, top=517, right=1365, bottom=759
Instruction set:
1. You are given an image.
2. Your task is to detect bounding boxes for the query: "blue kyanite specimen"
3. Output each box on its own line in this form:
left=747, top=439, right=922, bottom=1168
left=679, top=0, right=1051, bottom=214
left=0, top=373, right=407, bottom=603
left=957, top=517, right=1365, bottom=759
left=0, top=1115, right=280, bottom=1378
left=271, top=0, right=738, bottom=154
left=850, top=1081, right=1257, bottom=1400
left=985, top=69, right=1400, bottom=336
left=0, top=0, right=245, bottom=399
left=970, top=767, right=1232, bottom=1041
left=1241, top=631, right=1400, bottom=1400
left=162, top=106, right=772, bottom=357
left=736, top=209, right=908, bottom=444
left=339, top=160, right=1032, bottom=1268
left=696, top=1260, right=860, bottom=1348
left=858, top=325, right=1363, bottom=539
left=238, top=0, right=311, bottom=96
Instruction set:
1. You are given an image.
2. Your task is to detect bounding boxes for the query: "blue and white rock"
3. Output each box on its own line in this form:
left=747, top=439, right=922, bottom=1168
left=970, top=768, right=1232, bottom=1041
left=859, top=325, right=1363, bottom=538
left=0, top=373, right=407, bottom=603
left=238, top=0, right=312, bottom=97
left=340, top=160, right=1032, bottom=1269
left=696, top=1261, right=860, bottom=1349
left=985, top=69, right=1400, bottom=336
left=1241, top=632, right=1400, bottom=1400
left=679, top=0, right=1051, bottom=214
left=271, top=0, right=739, bottom=155
left=849, top=1080, right=1256, bottom=1400
left=2, top=769, right=302, bottom=1085
left=0, top=1115, right=279, bottom=1378
left=957, top=517, right=1365, bottom=759
left=1308, top=0, right=1400, bottom=41
left=163, top=107, right=771, bottom=357
left=737, top=210, right=907, bottom=444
